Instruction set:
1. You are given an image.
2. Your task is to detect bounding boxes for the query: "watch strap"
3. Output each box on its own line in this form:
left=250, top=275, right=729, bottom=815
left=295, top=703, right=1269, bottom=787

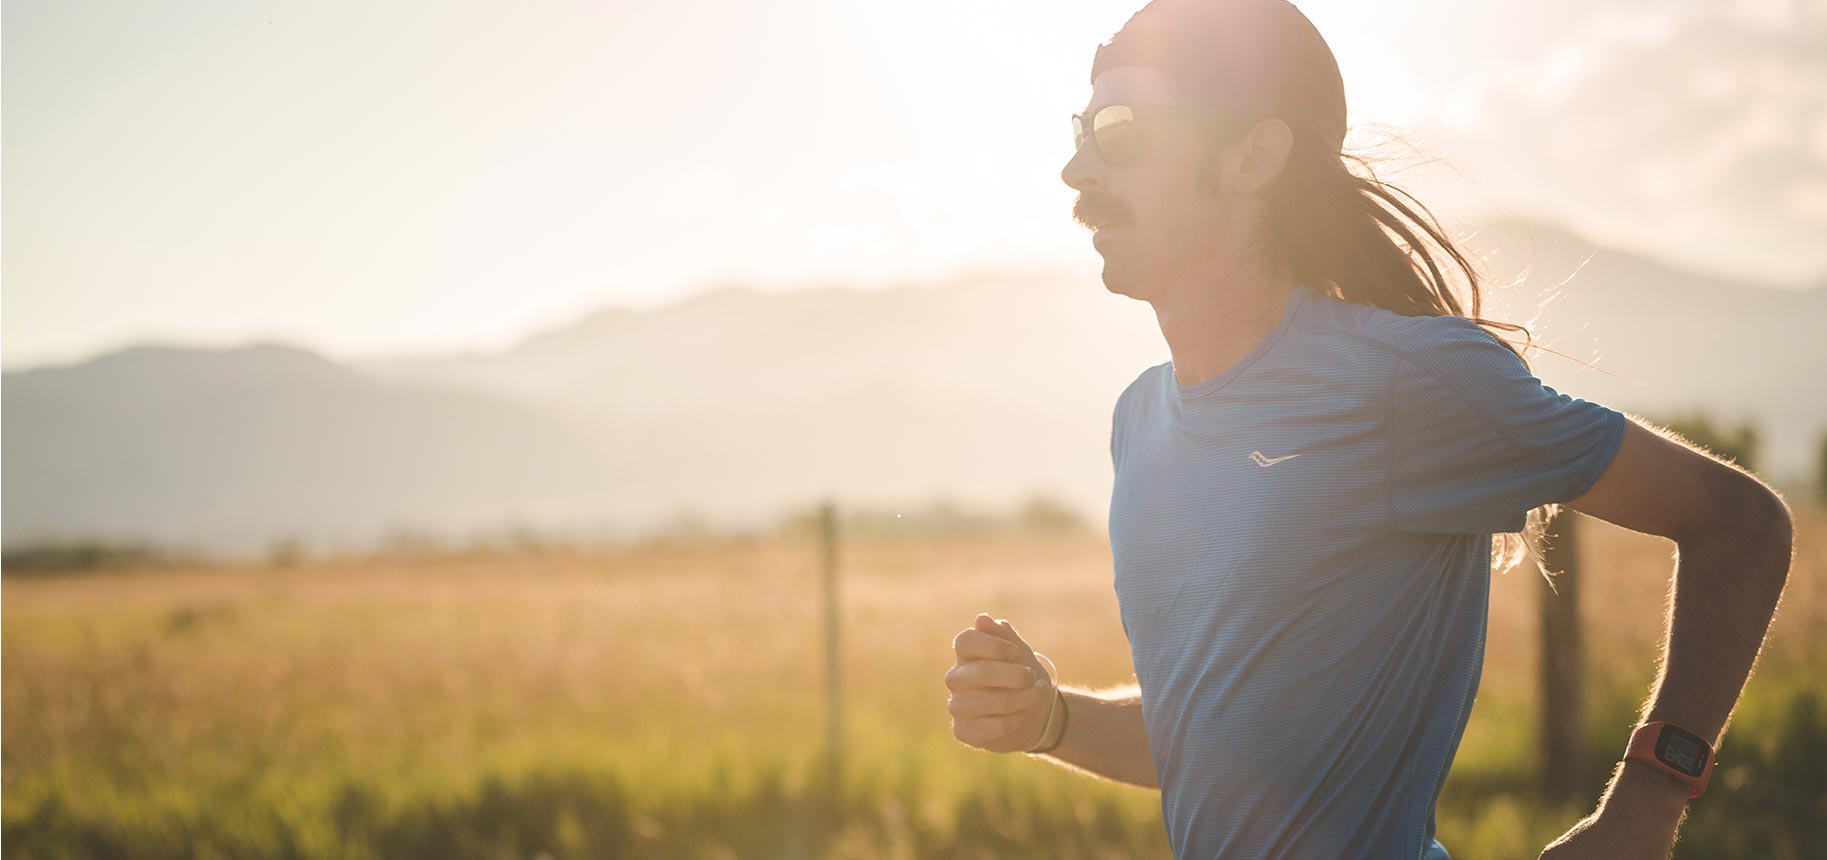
left=1624, top=721, right=1713, bottom=799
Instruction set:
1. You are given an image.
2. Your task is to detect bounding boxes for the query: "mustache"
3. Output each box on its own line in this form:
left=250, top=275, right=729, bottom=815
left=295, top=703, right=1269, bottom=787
left=1074, top=193, right=1130, bottom=228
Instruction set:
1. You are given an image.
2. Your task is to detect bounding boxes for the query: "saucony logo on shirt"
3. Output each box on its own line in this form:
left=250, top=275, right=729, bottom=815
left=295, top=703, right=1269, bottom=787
left=1249, top=451, right=1302, bottom=467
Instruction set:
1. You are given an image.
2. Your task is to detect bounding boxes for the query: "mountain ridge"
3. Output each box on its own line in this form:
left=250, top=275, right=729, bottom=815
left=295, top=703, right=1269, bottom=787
left=5, top=217, right=1820, bottom=552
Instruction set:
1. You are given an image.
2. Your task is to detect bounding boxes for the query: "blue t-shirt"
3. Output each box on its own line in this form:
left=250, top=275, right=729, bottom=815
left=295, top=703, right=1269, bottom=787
left=1108, top=281, right=1626, bottom=860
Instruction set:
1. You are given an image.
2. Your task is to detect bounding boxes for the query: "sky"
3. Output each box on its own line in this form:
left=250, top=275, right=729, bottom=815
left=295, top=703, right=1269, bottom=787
left=4, top=0, right=1824, bottom=369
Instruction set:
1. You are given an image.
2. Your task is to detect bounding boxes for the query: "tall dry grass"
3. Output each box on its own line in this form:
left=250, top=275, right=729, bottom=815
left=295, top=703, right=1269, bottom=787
left=4, top=506, right=1823, bottom=858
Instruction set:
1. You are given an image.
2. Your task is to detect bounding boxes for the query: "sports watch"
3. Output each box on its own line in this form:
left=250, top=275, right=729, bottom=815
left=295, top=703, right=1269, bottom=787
left=1624, top=721, right=1714, bottom=798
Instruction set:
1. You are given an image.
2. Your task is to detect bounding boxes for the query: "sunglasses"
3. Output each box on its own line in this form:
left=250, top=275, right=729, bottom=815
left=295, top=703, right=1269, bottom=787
left=1070, top=102, right=1250, bottom=166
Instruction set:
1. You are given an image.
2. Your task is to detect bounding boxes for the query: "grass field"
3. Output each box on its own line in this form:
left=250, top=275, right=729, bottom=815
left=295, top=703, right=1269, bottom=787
left=4, top=506, right=1824, bottom=859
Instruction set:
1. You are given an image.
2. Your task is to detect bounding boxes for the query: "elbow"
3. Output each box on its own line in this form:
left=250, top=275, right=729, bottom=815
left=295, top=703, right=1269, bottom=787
left=1759, top=486, right=1795, bottom=600
left=1743, top=479, right=1795, bottom=567
left=1766, top=485, right=1796, bottom=585
left=1681, top=472, right=1794, bottom=585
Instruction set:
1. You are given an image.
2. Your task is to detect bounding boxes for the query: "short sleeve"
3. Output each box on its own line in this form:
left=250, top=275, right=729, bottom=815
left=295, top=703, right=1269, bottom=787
left=1110, top=395, right=1120, bottom=466
left=1109, top=364, right=1153, bottom=470
left=1388, top=316, right=1627, bottom=535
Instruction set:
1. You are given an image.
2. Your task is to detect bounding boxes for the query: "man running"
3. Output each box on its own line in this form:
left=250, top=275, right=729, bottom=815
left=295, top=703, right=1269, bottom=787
left=943, top=1, right=1795, bottom=858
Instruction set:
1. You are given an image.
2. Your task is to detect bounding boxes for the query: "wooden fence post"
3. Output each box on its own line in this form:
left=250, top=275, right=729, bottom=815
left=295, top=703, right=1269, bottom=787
left=820, top=499, right=842, bottom=797
left=1540, top=508, right=1585, bottom=800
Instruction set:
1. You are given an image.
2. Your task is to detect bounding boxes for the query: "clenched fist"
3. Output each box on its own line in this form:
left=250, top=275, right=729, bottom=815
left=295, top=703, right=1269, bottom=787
left=946, top=612, right=1062, bottom=753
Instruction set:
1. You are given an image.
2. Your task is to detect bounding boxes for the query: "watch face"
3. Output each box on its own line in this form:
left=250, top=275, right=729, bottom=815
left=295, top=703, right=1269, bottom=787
left=1655, top=725, right=1710, bottom=778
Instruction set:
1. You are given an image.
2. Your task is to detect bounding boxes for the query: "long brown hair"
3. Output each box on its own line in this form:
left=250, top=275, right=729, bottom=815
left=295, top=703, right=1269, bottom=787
left=1243, top=130, right=1561, bottom=578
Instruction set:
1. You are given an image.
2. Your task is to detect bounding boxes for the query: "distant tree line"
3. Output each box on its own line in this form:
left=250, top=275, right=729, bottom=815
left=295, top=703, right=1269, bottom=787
left=0, top=540, right=194, bottom=576
left=1, top=489, right=1097, bottom=576
left=772, top=490, right=1092, bottom=541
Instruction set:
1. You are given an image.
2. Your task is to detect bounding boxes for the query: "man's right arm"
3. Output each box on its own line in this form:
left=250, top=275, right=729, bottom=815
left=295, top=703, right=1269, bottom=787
left=947, top=614, right=1158, bottom=790
left=1030, top=683, right=1157, bottom=789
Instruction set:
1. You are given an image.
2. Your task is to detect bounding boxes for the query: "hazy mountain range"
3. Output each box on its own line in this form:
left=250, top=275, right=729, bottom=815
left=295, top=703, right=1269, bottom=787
left=5, top=215, right=1824, bottom=553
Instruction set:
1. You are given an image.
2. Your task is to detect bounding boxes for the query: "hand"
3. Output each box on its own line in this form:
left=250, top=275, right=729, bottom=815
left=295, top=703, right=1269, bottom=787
left=945, top=612, right=1060, bottom=753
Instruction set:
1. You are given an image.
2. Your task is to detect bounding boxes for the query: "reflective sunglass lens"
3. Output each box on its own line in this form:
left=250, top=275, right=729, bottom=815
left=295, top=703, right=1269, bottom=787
left=1094, top=105, right=1137, bottom=163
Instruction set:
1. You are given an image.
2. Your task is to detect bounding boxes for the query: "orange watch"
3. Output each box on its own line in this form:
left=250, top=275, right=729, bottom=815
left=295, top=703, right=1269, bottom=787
left=1624, top=721, right=1714, bottom=798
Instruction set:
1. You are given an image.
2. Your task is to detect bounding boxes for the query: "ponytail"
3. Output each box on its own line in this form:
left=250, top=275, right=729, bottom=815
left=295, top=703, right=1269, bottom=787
left=1248, top=129, right=1561, bottom=578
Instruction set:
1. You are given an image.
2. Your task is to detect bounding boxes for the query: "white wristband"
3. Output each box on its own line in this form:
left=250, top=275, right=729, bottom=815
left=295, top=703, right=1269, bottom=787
left=1026, top=651, right=1064, bottom=753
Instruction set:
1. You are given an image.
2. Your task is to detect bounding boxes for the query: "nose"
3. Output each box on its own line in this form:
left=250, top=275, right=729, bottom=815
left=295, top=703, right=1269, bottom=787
left=1060, top=136, right=1102, bottom=192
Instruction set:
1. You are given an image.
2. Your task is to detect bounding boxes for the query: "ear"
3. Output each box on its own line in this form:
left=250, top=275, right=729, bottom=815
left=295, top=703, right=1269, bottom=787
left=1234, top=117, right=1294, bottom=196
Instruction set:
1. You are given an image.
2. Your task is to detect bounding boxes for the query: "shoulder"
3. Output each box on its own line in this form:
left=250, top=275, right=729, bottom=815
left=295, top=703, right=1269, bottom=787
left=1110, top=360, right=1171, bottom=463
left=1114, top=359, right=1171, bottom=416
left=1296, top=289, right=1512, bottom=357
left=1293, top=292, right=1526, bottom=387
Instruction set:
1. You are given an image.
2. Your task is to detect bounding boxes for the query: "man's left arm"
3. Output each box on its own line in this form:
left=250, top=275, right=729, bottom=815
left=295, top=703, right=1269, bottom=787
left=1539, top=415, right=1796, bottom=860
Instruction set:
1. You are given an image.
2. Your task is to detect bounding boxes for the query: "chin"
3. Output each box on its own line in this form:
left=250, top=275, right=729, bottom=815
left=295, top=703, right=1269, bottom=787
left=1098, top=260, right=1145, bottom=301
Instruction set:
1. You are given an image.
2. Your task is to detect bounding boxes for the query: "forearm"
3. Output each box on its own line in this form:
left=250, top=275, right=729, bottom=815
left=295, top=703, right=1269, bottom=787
left=1600, top=490, right=1794, bottom=818
left=1028, top=683, right=1159, bottom=789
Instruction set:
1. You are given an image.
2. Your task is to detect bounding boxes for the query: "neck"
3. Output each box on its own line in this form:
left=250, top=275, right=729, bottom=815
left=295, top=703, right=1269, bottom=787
left=1152, top=265, right=1301, bottom=388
